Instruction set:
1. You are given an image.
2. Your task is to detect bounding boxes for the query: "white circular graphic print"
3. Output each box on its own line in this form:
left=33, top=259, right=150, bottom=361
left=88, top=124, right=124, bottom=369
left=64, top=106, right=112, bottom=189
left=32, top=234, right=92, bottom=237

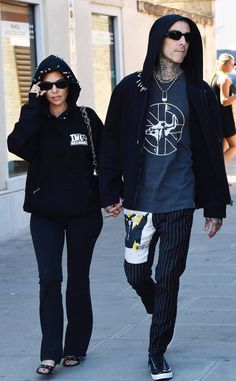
left=144, top=103, right=185, bottom=156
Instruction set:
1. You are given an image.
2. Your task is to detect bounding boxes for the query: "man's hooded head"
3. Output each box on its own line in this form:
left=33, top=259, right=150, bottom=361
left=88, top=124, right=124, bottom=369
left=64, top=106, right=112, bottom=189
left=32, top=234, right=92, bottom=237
left=142, top=14, right=203, bottom=88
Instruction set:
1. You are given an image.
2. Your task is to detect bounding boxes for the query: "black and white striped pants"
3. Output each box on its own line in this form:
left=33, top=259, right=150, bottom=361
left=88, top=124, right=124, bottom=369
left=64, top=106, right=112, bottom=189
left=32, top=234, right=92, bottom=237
left=124, top=208, right=194, bottom=355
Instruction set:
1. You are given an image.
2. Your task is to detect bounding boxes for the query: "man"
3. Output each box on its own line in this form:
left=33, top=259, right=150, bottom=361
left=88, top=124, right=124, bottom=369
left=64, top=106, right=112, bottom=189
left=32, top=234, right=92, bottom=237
left=99, top=14, right=231, bottom=380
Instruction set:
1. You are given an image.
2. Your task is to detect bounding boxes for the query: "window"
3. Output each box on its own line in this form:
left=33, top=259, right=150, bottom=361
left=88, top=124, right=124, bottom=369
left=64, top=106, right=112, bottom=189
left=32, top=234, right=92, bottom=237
left=92, top=14, right=116, bottom=120
left=1, top=1, right=36, bottom=177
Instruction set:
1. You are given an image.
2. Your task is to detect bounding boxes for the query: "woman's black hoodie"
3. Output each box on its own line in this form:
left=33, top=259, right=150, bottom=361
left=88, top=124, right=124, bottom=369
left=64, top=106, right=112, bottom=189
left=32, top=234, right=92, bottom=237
left=8, top=55, right=103, bottom=217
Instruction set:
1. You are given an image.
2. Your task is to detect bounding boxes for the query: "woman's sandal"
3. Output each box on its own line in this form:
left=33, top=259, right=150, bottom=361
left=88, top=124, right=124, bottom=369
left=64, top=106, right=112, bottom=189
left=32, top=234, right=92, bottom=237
left=36, top=361, right=56, bottom=376
left=62, top=356, right=83, bottom=367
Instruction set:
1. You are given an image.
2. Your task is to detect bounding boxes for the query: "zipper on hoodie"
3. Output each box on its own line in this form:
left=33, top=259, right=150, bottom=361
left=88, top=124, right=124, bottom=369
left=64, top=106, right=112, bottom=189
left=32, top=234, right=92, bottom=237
left=133, top=84, right=149, bottom=206
left=134, top=119, right=147, bottom=206
left=134, top=142, right=144, bottom=207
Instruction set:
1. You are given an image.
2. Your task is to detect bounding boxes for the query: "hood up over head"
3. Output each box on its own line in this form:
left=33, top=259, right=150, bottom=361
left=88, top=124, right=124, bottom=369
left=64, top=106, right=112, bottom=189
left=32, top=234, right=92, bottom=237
left=141, top=14, right=203, bottom=89
left=32, top=55, right=81, bottom=106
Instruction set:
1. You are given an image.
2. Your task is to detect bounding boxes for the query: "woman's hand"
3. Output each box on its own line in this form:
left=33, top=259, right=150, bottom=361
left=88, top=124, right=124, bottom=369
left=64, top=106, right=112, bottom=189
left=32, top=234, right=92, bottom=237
left=104, top=201, right=123, bottom=217
left=29, top=82, right=46, bottom=97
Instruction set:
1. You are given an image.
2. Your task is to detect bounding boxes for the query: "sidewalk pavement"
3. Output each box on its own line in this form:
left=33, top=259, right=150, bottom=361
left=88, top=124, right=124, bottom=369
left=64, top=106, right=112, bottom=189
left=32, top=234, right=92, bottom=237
left=0, top=160, right=236, bottom=381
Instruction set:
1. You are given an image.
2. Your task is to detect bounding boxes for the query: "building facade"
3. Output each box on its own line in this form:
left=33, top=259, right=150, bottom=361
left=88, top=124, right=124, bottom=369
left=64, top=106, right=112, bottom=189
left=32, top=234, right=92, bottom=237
left=0, top=0, right=216, bottom=241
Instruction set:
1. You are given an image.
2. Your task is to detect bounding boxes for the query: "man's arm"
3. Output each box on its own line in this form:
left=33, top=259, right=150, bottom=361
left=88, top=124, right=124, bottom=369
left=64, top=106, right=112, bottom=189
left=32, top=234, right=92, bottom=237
left=99, top=83, right=124, bottom=207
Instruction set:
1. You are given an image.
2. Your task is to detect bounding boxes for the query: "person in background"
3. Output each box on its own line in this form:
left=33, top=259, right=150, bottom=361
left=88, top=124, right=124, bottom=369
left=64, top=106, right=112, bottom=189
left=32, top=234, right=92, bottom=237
left=8, top=55, right=103, bottom=376
left=99, top=14, right=231, bottom=381
left=211, top=53, right=236, bottom=164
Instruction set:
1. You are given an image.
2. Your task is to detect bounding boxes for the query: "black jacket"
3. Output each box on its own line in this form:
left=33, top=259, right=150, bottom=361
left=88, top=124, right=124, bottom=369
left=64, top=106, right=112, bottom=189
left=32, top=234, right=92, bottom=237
left=8, top=55, right=103, bottom=217
left=99, top=14, right=231, bottom=218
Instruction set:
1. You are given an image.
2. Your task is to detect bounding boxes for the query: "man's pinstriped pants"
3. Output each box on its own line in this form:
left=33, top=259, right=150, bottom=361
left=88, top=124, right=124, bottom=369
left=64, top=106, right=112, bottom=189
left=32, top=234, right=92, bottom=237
left=124, top=208, right=194, bottom=355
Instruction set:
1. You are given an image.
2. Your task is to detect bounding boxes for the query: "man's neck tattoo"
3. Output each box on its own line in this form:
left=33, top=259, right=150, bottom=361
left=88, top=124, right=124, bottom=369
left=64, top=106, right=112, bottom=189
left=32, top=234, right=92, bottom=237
left=155, top=57, right=183, bottom=82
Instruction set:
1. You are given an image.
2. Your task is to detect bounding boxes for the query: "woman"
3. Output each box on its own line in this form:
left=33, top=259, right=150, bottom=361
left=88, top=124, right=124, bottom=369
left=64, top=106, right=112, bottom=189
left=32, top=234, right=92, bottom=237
left=8, top=55, right=103, bottom=376
left=211, top=53, right=236, bottom=163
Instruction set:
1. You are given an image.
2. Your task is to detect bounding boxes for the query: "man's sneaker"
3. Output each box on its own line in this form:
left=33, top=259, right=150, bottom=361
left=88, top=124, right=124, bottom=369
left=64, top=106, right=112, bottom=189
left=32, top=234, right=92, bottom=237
left=148, top=353, right=172, bottom=380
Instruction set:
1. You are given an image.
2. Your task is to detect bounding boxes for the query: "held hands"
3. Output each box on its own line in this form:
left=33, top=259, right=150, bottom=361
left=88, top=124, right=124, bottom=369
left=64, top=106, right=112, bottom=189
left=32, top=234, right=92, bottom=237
left=104, top=201, right=123, bottom=218
left=204, top=217, right=223, bottom=238
left=30, top=82, right=46, bottom=97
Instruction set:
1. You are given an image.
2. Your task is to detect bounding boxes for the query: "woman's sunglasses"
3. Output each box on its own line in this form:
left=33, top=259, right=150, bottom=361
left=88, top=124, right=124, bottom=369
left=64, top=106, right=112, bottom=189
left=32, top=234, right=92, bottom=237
left=164, top=30, right=191, bottom=43
left=39, top=79, right=68, bottom=91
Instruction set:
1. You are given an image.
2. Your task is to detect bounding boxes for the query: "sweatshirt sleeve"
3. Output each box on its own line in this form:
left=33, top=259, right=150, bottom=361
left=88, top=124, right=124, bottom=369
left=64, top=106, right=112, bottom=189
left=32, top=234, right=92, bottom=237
left=7, top=93, right=42, bottom=162
left=203, top=204, right=226, bottom=219
left=99, top=84, right=124, bottom=207
left=203, top=82, right=222, bottom=139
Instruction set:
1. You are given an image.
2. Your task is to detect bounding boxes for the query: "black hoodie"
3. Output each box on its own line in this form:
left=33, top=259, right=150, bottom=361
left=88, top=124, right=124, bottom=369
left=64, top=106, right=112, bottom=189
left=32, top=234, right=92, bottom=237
left=8, top=55, right=103, bottom=217
left=99, top=14, right=231, bottom=218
